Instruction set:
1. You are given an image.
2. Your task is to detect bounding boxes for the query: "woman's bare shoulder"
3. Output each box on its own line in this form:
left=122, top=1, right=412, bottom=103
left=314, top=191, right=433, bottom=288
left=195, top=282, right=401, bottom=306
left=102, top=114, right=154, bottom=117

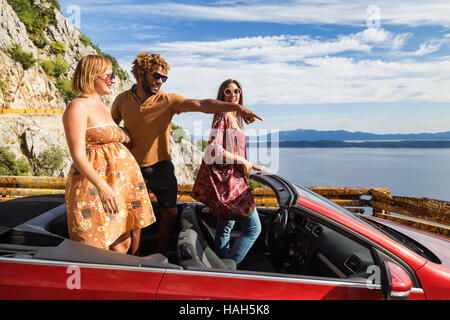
left=63, top=97, right=89, bottom=122
left=66, top=97, right=91, bottom=112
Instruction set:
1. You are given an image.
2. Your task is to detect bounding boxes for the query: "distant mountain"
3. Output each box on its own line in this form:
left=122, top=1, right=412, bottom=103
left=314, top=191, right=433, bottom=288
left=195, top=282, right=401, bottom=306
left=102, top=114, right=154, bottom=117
left=273, top=140, right=450, bottom=148
left=264, top=129, right=450, bottom=141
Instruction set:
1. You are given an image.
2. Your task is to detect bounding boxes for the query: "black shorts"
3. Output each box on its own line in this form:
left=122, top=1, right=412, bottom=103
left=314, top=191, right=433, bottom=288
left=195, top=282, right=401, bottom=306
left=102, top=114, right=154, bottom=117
left=140, top=160, right=178, bottom=209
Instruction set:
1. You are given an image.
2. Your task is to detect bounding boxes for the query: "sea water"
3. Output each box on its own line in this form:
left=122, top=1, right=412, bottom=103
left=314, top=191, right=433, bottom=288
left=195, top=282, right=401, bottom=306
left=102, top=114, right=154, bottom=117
left=268, top=147, right=450, bottom=201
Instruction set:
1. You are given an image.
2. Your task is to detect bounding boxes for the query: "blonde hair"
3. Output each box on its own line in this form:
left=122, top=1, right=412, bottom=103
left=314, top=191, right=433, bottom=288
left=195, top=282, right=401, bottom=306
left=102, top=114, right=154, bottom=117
left=131, top=52, right=170, bottom=80
left=71, top=55, right=112, bottom=95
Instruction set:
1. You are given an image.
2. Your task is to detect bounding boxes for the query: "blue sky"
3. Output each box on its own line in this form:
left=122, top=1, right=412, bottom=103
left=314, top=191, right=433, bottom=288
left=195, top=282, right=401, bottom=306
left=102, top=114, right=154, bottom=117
left=58, top=0, right=450, bottom=137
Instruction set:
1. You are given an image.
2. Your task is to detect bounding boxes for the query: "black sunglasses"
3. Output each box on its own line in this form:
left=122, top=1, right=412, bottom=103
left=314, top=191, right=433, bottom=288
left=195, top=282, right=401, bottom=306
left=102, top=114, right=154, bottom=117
left=151, top=72, right=168, bottom=83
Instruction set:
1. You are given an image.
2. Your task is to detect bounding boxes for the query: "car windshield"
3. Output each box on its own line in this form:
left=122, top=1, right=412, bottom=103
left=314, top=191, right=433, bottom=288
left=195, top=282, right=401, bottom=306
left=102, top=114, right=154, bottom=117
left=293, top=184, right=381, bottom=230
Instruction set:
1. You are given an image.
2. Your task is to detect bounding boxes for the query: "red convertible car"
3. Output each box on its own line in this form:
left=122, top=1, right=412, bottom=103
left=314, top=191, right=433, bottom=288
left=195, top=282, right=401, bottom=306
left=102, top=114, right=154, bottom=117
left=0, top=173, right=449, bottom=300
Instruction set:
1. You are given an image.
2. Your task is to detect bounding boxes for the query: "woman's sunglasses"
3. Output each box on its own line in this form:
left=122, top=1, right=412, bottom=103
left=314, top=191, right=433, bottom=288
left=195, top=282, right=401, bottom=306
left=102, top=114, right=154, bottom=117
left=151, top=72, right=168, bottom=83
left=104, top=71, right=116, bottom=81
left=224, top=88, right=241, bottom=96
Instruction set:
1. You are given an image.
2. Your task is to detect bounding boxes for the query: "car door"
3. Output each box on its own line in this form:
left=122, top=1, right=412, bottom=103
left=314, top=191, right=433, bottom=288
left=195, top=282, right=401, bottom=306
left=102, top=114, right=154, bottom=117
left=156, top=268, right=385, bottom=300
left=0, top=256, right=165, bottom=299
left=156, top=174, right=383, bottom=300
left=156, top=173, right=425, bottom=300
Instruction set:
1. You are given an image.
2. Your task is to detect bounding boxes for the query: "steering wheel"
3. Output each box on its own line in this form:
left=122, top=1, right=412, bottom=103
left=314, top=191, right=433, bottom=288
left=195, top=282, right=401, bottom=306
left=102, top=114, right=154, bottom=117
left=264, top=208, right=289, bottom=249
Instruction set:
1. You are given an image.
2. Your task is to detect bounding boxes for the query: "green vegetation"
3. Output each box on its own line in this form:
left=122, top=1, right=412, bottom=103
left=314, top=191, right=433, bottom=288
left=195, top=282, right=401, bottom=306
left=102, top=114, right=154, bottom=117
left=56, top=79, right=76, bottom=103
left=34, top=146, right=68, bottom=176
left=8, top=43, right=36, bottom=70
left=0, top=76, right=7, bottom=95
left=50, top=41, right=66, bottom=55
left=79, top=34, right=91, bottom=47
left=171, top=123, right=187, bottom=143
left=40, top=56, right=68, bottom=78
left=101, top=53, right=129, bottom=81
left=46, top=0, right=60, bottom=11
left=249, top=178, right=264, bottom=190
left=7, top=0, right=58, bottom=48
left=0, top=147, right=31, bottom=176
left=79, top=36, right=128, bottom=81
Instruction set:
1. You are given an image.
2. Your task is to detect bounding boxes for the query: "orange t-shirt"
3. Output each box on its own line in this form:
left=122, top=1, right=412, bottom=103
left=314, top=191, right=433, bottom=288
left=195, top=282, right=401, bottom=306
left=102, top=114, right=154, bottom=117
left=111, top=87, right=187, bottom=167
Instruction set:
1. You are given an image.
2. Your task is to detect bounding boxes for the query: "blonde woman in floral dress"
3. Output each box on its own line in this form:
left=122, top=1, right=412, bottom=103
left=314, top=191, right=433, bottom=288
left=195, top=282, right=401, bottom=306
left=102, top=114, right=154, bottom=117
left=63, top=55, right=155, bottom=254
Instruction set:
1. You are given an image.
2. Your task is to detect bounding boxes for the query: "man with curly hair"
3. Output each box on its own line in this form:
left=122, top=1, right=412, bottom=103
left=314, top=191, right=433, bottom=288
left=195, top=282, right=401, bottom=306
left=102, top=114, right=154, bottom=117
left=111, top=52, right=261, bottom=256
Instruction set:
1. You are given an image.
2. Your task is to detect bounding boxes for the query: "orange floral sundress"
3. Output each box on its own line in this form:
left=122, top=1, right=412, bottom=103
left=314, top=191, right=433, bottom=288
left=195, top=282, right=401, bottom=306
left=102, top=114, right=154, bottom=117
left=65, top=124, right=156, bottom=250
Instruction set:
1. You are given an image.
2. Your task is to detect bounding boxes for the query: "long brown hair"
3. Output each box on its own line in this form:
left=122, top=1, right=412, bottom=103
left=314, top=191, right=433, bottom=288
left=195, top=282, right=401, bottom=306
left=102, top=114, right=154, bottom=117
left=215, top=79, right=244, bottom=129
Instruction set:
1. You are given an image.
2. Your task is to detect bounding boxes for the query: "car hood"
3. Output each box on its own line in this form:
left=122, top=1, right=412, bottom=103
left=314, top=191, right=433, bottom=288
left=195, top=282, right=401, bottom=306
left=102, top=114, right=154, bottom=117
left=361, top=215, right=450, bottom=269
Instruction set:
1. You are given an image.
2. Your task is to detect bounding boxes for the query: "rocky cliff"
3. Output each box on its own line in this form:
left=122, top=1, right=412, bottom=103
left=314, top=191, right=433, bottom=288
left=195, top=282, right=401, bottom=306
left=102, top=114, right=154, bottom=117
left=0, top=0, right=132, bottom=108
left=0, top=0, right=202, bottom=183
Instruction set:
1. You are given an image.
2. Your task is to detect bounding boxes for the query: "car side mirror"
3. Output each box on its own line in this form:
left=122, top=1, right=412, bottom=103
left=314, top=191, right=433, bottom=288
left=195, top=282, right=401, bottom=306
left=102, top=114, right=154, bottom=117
left=383, top=261, right=412, bottom=300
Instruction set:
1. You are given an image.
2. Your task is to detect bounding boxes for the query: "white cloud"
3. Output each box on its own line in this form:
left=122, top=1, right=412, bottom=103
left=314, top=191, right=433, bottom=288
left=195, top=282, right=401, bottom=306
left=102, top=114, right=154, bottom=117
left=82, top=1, right=450, bottom=27
left=397, top=38, right=450, bottom=56
left=151, top=34, right=373, bottom=62
left=136, top=28, right=411, bottom=65
left=161, top=53, right=450, bottom=107
left=352, top=28, right=411, bottom=50
left=106, top=31, right=450, bottom=106
left=104, top=28, right=412, bottom=62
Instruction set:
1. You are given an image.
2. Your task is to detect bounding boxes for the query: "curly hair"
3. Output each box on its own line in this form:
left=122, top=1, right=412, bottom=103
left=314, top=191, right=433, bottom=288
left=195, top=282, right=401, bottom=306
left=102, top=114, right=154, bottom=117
left=131, top=52, right=170, bottom=80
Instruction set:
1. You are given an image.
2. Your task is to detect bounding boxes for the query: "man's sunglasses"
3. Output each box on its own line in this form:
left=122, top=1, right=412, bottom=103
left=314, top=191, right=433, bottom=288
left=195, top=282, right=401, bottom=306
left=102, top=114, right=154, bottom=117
left=224, top=88, right=241, bottom=96
left=151, top=72, right=168, bottom=83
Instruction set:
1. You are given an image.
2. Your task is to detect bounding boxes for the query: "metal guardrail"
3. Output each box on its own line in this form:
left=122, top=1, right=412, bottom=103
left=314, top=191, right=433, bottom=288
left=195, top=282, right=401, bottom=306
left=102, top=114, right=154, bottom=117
left=0, top=175, right=449, bottom=238
left=0, top=109, right=64, bottom=114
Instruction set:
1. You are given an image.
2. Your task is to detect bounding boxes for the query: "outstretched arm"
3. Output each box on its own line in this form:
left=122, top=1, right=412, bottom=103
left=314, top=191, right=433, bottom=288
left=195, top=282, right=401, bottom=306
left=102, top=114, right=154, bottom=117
left=178, top=99, right=263, bottom=124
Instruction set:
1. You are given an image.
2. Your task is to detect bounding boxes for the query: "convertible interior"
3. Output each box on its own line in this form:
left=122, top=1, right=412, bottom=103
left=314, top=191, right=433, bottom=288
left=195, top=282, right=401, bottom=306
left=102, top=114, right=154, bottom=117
left=0, top=191, right=376, bottom=282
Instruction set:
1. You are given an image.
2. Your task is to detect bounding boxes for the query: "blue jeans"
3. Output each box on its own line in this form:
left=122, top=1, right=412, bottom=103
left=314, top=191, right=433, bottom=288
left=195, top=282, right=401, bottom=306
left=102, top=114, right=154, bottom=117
left=214, top=207, right=261, bottom=266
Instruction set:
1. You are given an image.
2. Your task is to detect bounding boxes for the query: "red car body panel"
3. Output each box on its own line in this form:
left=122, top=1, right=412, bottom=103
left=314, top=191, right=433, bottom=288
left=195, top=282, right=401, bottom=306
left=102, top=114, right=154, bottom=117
left=157, top=271, right=385, bottom=300
left=415, top=262, right=450, bottom=300
left=0, top=261, right=163, bottom=300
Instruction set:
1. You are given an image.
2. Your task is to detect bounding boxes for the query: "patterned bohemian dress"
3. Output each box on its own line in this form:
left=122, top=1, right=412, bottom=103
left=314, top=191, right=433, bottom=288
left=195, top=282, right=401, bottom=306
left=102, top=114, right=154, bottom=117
left=65, top=124, right=156, bottom=250
left=192, top=112, right=255, bottom=220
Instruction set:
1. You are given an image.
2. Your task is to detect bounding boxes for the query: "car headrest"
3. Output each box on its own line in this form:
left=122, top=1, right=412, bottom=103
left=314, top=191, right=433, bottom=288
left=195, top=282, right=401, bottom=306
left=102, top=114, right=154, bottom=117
left=180, top=205, right=202, bottom=233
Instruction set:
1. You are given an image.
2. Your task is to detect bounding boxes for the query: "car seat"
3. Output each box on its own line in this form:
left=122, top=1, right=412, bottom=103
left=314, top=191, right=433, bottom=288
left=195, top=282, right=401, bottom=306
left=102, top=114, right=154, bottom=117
left=177, top=205, right=236, bottom=270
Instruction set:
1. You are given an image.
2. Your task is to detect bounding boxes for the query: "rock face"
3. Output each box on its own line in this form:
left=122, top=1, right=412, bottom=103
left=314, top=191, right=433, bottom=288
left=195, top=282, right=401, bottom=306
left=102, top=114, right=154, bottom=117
left=0, top=0, right=202, bottom=183
left=0, top=113, right=71, bottom=176
left=0, top=0, right=132, bottom=109
left=171, top=136, right=203, bottom=184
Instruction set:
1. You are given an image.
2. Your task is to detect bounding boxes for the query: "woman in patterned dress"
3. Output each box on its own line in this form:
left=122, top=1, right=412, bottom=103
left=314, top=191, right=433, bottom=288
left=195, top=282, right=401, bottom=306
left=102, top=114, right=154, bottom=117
left=63, top=55, right=155, bottom=253
left=192, top=79, right=267, bottom=267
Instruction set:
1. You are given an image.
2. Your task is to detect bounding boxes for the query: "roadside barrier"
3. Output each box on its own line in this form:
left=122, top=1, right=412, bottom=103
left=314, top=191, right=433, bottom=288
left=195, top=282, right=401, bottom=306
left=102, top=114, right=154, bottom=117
left=0, top=109, right=64, bottom=114
left=1, top=175, right=448, bottom=238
